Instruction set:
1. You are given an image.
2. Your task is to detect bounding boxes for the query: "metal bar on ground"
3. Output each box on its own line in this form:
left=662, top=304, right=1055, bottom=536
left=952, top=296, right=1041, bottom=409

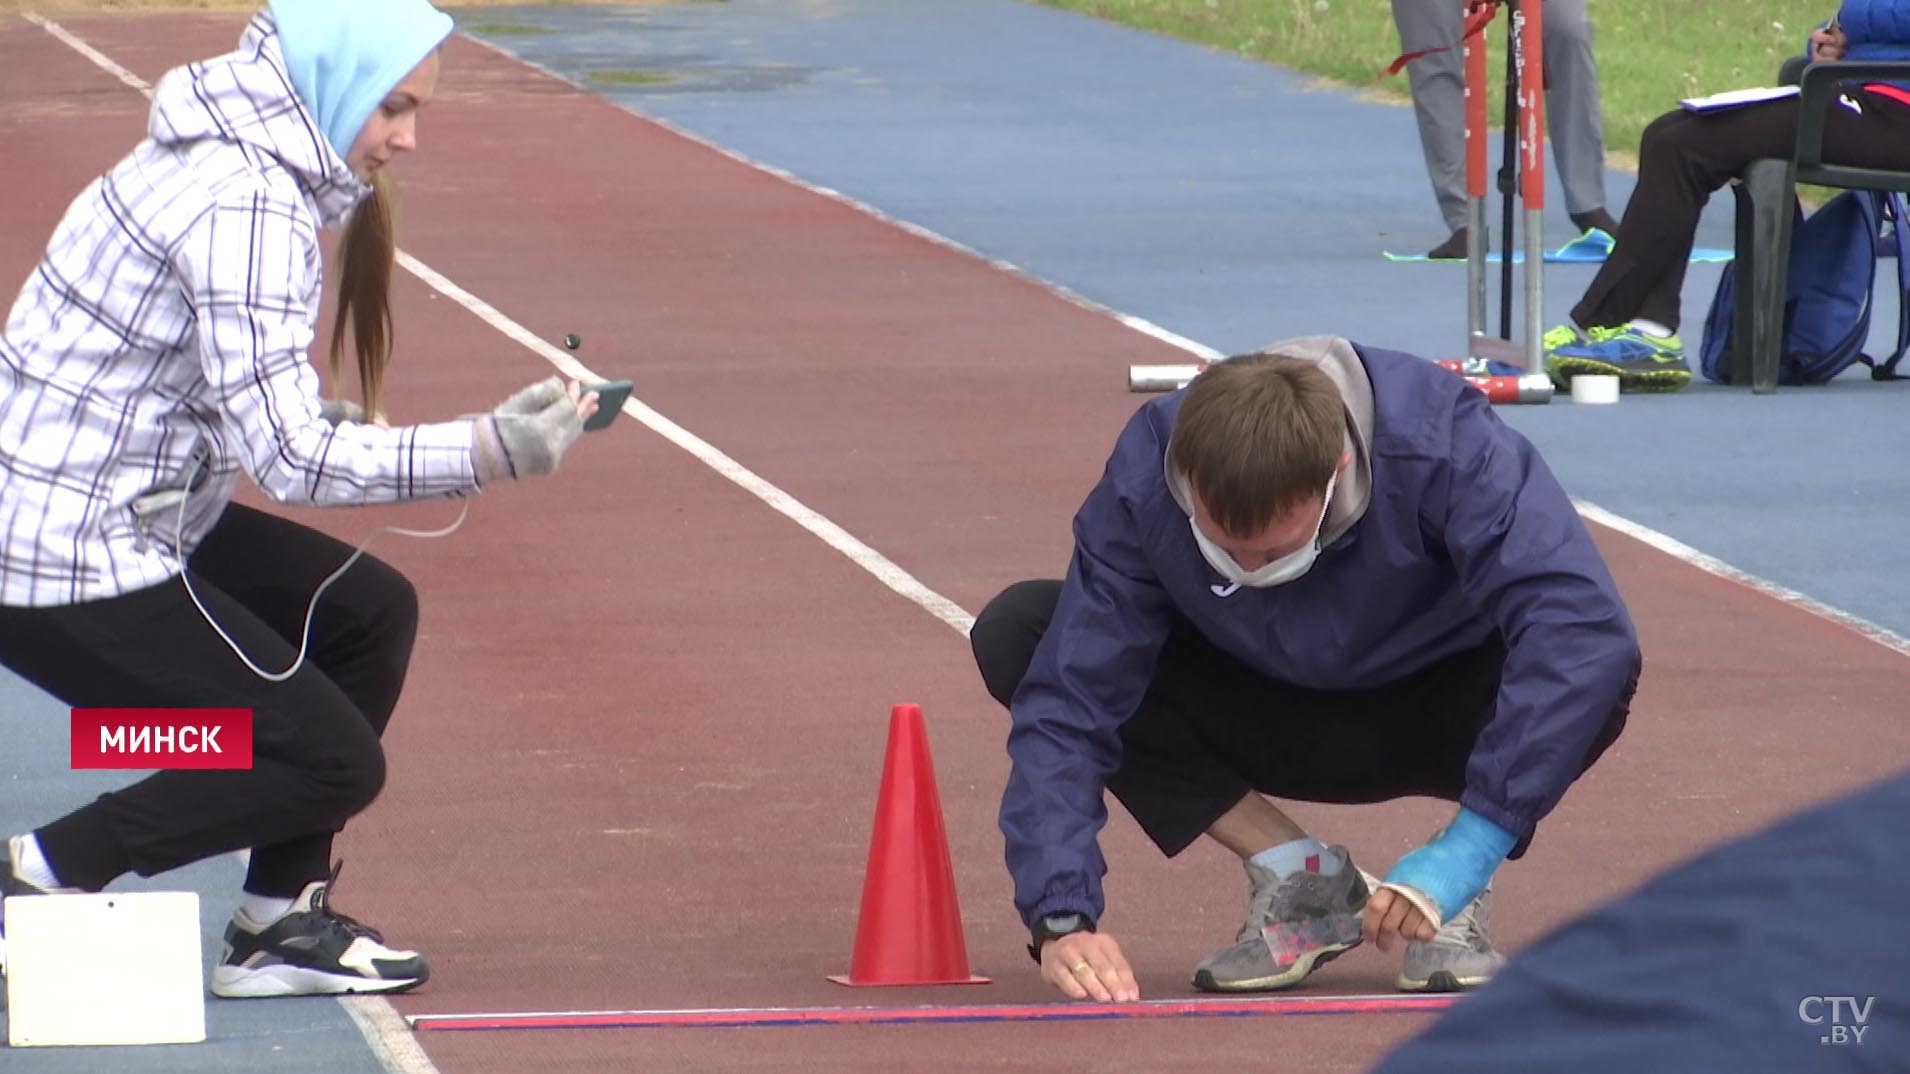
left=409, top=994, right=1459, bottom=1032
left=1128, top=363, right=1207, bottom=392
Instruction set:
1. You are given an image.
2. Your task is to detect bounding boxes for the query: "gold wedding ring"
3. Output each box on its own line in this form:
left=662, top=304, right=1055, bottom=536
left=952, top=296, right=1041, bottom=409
left=1069, top=961, right=1091, bottom=973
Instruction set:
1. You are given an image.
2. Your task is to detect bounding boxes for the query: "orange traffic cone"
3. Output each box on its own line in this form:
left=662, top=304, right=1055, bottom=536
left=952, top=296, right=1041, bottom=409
left=827, top=703, right=989, bottom=986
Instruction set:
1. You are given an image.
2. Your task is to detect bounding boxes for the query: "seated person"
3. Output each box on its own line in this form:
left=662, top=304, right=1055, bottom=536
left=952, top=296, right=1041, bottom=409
left=1544, top=0, right=1910, bottom=393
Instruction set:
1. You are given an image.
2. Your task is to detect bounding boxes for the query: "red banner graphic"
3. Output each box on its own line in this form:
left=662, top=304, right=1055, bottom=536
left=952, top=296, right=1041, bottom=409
left=71, top=708, right=254, bottom=770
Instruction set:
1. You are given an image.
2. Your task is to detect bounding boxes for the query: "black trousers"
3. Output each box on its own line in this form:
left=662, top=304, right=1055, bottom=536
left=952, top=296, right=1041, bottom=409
left=971, top=580, right=1630, bottom=858
left=0, top=504, right=416, bottom=895
left=1574, top=88, right=1910, bottom=333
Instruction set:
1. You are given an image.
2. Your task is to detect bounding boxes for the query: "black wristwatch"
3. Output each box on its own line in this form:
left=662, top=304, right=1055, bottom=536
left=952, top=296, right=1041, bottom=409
left=1026, top=910, right=1097, bottom=963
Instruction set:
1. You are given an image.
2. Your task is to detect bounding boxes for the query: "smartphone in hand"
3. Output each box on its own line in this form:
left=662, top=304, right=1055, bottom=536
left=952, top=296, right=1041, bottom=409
left=583, top=379, right=633, bottom=432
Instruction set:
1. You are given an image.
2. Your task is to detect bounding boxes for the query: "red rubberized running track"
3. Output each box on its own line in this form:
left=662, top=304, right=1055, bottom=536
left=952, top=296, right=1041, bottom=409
left=5, top=12, right=1908, bottom=1073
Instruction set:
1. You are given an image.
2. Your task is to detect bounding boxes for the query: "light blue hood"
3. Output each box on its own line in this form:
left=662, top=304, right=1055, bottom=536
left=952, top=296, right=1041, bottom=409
left=269, top=0, right=453, bottom=162
left=148, top=11, right=365, bottom=227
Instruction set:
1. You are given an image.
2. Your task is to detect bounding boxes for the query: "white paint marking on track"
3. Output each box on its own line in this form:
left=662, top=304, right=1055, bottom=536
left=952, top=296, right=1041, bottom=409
left=339, top=997, right=446, bottom=1074
left=23, top=11, right=150, bottom=93
left=393, top=252, right=978, bottom=635
left=1575, top=500, right=1910, bottom=661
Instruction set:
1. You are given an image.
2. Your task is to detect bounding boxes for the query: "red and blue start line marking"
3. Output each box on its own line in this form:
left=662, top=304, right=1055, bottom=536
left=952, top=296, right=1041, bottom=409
left=408, top=994, right=1456, bottom=1032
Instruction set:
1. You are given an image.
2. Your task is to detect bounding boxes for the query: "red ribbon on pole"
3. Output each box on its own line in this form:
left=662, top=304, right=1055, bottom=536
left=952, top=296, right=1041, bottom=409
left=1378, top=0, right=1501, bottom=79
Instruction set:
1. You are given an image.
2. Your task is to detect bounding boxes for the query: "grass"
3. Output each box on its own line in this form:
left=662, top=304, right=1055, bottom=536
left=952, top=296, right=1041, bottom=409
left=463, top=22, right=553, bottom=36
left=587, top=69, right=678, bottom=86
left=0, top=0, right=661, bottom=11
left=1030, top=0, right=1834, bottom=167
left=5, top=0, right=1828, bottom=180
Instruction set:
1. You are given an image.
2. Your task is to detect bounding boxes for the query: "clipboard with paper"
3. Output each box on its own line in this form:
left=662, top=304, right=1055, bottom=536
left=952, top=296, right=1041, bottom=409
left=1679, top=85, right=1802, bottom=113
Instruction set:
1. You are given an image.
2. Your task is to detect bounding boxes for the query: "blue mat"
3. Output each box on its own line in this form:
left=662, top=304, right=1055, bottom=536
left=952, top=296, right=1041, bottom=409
left=1384, top=228, right=1735, bottom=264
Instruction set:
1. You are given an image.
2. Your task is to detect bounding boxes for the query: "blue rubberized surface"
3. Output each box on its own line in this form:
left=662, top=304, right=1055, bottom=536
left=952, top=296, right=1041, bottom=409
left=1381, top=229, right=1735, bottom=263
left=0, top=669, right=388, bottom=1072
left=468, top=0, right=1910, bottom=642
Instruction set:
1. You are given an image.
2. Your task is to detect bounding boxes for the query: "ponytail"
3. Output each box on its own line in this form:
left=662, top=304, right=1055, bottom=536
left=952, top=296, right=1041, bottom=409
left=329, top=169, right=397, bottom=419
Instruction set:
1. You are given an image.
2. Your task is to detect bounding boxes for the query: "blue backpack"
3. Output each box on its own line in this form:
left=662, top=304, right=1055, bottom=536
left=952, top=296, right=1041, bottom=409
left=1700, top=189, right=1910, bottom=385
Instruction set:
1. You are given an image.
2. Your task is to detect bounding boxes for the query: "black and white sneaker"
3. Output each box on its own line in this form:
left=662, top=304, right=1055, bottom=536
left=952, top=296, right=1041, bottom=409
left=1, top=834, right=82, bottom=978
left=209, top=863, right=429, bottom=998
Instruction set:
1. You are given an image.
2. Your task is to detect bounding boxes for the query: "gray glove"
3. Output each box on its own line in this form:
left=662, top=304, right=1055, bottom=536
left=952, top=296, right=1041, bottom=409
left=494, top=376, right=566, bottom=417
left=485, top=378, right=583, bottom=478
left=319, top=398, right=365, bottom=426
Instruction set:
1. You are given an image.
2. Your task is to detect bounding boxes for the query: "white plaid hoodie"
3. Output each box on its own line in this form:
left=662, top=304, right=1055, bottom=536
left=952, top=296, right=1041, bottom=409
left=0, top=13, right=480, bottom=607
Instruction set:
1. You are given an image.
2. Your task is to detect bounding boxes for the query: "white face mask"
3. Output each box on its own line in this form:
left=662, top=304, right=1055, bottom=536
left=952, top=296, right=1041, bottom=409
left=1189, top=473, right=1336, bottom=591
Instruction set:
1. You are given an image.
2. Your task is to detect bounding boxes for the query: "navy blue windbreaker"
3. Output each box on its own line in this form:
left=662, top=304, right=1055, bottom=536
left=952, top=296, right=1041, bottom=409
left=1000, top=342, right=1640, bottom=927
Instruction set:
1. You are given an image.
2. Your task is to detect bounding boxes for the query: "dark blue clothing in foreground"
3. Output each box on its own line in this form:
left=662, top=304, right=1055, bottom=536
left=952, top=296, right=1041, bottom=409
left=1373, top=769, right=1909, bottom=1073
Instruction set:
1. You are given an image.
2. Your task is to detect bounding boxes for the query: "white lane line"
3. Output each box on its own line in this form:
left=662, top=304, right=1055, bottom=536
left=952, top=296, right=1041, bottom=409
left=23, top=11, right=149, bottom=93
left=394, top=252, right=977, bottom=635
left=340, top=997, right=444, bottom=1074
left=453, top=31, right=1228, bottom=366
left=1576, top=500, right=1910, bottom=661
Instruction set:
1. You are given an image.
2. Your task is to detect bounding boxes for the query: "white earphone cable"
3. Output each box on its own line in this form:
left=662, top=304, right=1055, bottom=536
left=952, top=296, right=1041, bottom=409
left=166, top=489, right=470, bottom=682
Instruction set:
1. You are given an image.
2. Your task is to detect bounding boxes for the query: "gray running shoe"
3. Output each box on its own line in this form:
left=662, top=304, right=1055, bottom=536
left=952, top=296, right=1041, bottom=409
left=1396, top=885, right=1504, bottom=992
left=1192, top=847, right=1369, bottom=992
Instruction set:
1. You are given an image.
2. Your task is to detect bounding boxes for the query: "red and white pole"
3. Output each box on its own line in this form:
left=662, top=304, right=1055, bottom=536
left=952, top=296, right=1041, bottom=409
left=1515, top=0, right=1545, bottom=373
left=1464, top=0, right=1489, bottom=350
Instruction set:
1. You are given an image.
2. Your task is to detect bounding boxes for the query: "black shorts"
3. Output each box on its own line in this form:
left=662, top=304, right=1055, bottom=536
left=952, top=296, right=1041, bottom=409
left=971, top=579, right=1631, bottom=857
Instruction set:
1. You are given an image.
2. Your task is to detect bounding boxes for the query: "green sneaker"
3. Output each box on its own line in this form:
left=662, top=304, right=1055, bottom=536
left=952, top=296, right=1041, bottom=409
left=1544, top=324, right=1692, bottom=393
left=1539, top=324, right=1587, bottom=388
left=1540, top=323, right=1585, bottom=352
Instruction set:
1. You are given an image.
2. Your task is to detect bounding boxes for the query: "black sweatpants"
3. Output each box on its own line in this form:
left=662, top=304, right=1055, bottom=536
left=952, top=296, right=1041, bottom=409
left=971, top=580, right=1631, bottom=858
left=1574, top=88, right=1910, bottom=333
left=0, top=503, right=417, bottom=895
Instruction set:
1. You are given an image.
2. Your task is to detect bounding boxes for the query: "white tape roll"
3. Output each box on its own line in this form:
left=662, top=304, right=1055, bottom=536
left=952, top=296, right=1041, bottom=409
left=1570, top=374, right=1620, bottom=405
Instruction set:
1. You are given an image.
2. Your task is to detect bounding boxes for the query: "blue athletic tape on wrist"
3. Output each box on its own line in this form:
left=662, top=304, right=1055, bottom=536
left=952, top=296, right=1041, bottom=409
left=1380, top=807, right=1518, bottom=922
